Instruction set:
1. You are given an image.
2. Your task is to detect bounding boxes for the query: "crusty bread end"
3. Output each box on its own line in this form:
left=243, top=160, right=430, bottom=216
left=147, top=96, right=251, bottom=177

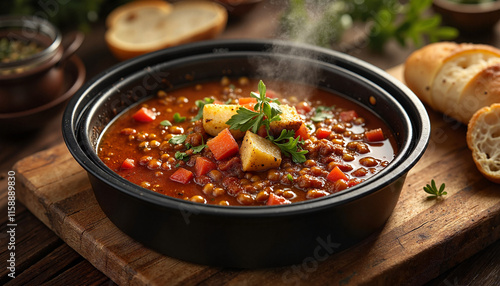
left=404, top=42, right=500, bottom=124
left=467, top=103, right=500, bottom=184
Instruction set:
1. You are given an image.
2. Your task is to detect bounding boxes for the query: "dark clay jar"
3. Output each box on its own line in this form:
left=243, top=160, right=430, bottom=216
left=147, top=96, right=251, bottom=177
left=0, top=16, right=65, bottom=113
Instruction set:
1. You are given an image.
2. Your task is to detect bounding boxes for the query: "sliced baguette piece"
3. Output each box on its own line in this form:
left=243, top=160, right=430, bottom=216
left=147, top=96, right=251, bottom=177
left=458, top=63, right=500, bottom=123
left=404, top=42, right=500, bottom=124
left=105, top=0, right=227, bottom=60
left=467, top=103, right=500, bottom=184
left=432, top=50, right=500, bottom=123
left=404, top=41, right=459, bottom=108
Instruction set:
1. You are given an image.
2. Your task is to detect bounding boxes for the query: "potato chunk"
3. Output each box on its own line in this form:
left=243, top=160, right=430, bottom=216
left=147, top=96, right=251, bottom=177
left=270, top=105, right=303, bottom=136
left=240, top=131, right=282, bottom=172
left=203, top=104, right=245, bottom=139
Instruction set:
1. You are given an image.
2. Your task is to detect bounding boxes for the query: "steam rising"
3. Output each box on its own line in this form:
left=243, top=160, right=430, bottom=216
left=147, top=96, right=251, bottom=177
left=251, top=0, right=352, bottom=97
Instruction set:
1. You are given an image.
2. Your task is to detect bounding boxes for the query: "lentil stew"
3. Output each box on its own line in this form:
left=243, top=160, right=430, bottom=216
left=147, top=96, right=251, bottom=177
left=97, top=77, right=397, bottom=206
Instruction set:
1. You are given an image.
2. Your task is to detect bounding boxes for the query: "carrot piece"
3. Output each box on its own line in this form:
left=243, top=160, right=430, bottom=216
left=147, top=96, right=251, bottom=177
left=266, top=193, right=291, bottom=205
left=327, top=166, right=349, bottom=182
left=294, top=123, right=310, bottom=140
left=238, top=97, right=257, bottom=105
left=315, top=128, right=331, bottom=139
left=132, top=107, right=156, bottom=122
left=239, top=97, right=258, bottom=110
left=207, top=128, right=239, bottom=160
left=339, top=110, right=358, bottom=122
left=194, top=157, right=216, bottom=177
left=365, top=128, right=385, bottom=142
left=120, top=158, right=135, bottom=170
left=170, top=168, right=193, bottom=184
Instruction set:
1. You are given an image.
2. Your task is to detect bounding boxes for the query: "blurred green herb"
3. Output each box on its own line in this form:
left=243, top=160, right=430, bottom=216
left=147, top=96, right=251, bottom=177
left=173, top=113, right=186, bottom=123
left=281, top=0, right=459, bottom=51
left=160, top=120, right=172, bottom=127
left=311, top=106, right=334, bottom=122
left=169, top=135, right=187, bottom=145
left=423, top=180, right=447, bottom=199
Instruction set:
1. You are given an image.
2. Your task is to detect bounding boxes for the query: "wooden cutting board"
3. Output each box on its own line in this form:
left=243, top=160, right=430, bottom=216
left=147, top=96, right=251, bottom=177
left=13, top=66, right=500, bottom=285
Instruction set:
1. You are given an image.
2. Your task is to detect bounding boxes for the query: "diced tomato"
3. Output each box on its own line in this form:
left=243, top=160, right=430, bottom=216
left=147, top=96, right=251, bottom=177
left=295, top=101, right=312, bottom=114
left=365, top=128, right=385, bottom=142
left=194, top=157, right=216, bottom=177
left=327, top=166, right=349, bottom=182
left=207, top=128, right=239, bottom=160
left=294, top=123, right=310, bottom=140
left=120, top=158, right=135, bottom=170
left=266, top=193, right=291, bottom=205
left=170, top=168, right=193, bottom=184
left=339, top=110, right=358, bottom=122
left=315, top=128, right=331, bottom=139
left=132, top=107, right=156, bottom=122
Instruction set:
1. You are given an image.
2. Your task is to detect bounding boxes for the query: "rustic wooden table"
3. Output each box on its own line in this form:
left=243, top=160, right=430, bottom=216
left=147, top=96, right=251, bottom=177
left=1, top=2, right=500, bottom=285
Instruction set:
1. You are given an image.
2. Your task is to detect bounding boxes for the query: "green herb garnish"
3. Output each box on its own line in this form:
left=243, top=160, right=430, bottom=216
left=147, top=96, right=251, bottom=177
left=190, top=144, right=206, bottom=154
left=272, top=130, right=308, bottom=163
left=226, top=80, right=308, bottom=163
left=423, top=180, right=447, bottom=199
left=287, top=174, right=294, bottom=182
left=169, top=134, right=187, bottom=145
left=186, top=137, right=207, bottom=154
left=173, top=113, right=186, bottom=123
left=160, top=120, right=172, bottom=127
left=192, top=97, right=215, bottom=122
left=174, top=151, right=189, bottom=161
left=311, top=106, right=334, bottom=122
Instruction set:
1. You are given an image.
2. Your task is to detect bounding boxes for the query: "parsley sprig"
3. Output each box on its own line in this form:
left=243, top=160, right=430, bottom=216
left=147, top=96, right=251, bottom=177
left=170, top=135, right=207, bottom=163
left=423, top=180, right=447, bottom=199
left=226, top=80, right=308, bottom=163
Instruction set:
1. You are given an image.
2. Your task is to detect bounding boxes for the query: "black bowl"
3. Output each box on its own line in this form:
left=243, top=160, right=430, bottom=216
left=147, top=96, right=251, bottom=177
left=62, top=39, right=430, bottom=268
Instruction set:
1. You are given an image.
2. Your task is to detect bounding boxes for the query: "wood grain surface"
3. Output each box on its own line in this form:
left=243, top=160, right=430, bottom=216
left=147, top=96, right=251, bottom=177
left=10, top=65, right=500, bottom=285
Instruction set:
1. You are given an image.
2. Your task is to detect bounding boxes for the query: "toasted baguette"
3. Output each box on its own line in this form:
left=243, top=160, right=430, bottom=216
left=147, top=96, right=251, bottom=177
left=467, top=103, right=500, bottom=184
left=105, top=0, right=227, bottom=60
left=404, top=42, right=500, bottom=124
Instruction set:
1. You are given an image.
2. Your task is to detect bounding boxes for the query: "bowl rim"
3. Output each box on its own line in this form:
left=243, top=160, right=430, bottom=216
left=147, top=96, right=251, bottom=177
left=62, top=39, right=430, bottom=217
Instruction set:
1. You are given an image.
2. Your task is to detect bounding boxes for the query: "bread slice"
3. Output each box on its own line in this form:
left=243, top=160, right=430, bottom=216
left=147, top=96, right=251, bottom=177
left=459, top=63, right=500, bottom=123
left=404, top=42, right=500, bottom=124
left=105, top=0, right=227, bottom=60
left=404, top=42, right=459, bottom=109
left=467, top=103, right=500, bottom=184
left=432, top=50, right=500, bottom=123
